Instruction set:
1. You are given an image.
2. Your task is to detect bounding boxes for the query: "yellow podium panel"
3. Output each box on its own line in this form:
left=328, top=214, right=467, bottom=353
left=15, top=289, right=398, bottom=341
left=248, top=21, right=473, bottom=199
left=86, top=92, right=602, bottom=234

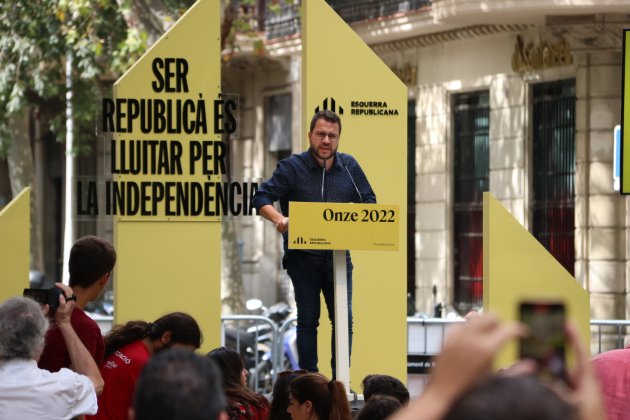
left=621, top=29, right=630, bottom=193
left=0, top=188, right=30, bottom=303
left=289, top=202, right=399, bottom=251
left=483, top=192, right=590, bottom=369
left=113, top=0, right=222, bottom=353
left=302, top=0, right=407, bottom=386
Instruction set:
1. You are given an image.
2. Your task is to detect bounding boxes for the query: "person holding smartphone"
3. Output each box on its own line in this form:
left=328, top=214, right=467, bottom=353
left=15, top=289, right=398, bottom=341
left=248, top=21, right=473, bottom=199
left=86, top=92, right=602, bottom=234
left=38, top=235, right=116, bottom=374
left=390, top=313, right=607, bottom=420
left=0, top=284, right=104, bottom=419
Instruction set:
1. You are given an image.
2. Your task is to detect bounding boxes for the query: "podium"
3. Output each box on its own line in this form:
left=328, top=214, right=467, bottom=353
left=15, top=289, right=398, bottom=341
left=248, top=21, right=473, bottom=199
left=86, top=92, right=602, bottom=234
left=289, top=202, right=399, bottom=392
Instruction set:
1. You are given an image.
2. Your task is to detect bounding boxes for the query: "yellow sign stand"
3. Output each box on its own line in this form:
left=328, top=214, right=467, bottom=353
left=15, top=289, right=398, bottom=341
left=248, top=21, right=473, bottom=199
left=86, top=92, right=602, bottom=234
left=621, top=30, right=630, bottom=193
left=112, top=0, right=221, bottom=352
left=302, top=0, right=408, bottom=387
left=289, top=202, right=400, bottom=391
left=0, top=188, right=30, bottom=303
left=289, top=202, right=399, bottom=251
left=483, top=192, right=590, bottom=369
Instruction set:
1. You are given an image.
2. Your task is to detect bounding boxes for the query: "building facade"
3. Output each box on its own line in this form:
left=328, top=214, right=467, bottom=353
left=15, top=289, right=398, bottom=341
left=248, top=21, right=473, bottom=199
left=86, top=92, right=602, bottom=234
left=232, top=0, right=630, bottom=323
left=4, top=0, right=629, bottom=325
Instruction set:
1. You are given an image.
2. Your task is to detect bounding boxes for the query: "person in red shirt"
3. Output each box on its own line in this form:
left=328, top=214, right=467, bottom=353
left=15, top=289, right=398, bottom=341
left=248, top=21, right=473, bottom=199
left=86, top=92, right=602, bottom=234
left=89, top=312, right=202, bottom=420
left=592, top=346, right=630, bottom=420
left=38, top=235, right=116, bottom=373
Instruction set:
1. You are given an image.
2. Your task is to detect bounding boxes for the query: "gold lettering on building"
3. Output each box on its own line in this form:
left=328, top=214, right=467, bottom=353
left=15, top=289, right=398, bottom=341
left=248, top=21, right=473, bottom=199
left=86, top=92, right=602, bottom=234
left=511, top=35, right=573, bottom=73
left=390, top=64, right=417, bottom=86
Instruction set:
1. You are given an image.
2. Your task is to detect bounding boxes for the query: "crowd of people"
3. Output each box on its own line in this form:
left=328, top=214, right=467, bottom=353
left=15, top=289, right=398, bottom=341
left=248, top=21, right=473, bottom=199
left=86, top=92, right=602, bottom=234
left=0, top=234, right=627, bottom=420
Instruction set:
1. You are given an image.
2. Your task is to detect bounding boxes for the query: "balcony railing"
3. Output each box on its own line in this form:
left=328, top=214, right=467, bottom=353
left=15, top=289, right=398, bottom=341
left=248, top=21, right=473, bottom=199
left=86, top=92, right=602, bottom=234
left=327, top=0, right=432, bottom=24
left=262, top=0, right=433, bottom=40
left=265, top=1, right=301, bottom=40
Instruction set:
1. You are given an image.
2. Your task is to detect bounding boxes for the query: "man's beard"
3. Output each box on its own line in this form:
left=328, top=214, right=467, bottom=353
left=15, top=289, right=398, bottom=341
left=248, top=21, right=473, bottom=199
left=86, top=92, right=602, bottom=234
left=311, top=145, right=337, bottom=162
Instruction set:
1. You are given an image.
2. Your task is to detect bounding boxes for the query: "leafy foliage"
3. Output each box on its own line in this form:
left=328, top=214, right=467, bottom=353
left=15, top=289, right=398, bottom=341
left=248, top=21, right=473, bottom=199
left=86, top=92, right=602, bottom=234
left=0, top=0, right=284, bottom=157
left=0, top=0, right=190, bottom=156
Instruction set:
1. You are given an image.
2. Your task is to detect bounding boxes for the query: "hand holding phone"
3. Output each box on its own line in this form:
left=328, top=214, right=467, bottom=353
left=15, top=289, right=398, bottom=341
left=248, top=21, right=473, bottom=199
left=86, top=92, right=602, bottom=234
left=519, top=301, right=567, bottom=384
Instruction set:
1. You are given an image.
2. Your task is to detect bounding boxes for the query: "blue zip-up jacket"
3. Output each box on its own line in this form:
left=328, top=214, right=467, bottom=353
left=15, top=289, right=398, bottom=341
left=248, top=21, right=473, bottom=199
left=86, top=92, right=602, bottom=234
left=252, top=150, right=377, bottom=257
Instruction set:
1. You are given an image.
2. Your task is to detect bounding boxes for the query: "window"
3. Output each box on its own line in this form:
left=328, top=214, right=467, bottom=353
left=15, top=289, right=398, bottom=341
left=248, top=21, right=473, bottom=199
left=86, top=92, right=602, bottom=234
left=453, top=91, right=489, bottom=312
left=532, top=80, right=575, bottom=274
left=407, top=99, right=416, bottom=312
left=265, top=93, right=292, bottom=160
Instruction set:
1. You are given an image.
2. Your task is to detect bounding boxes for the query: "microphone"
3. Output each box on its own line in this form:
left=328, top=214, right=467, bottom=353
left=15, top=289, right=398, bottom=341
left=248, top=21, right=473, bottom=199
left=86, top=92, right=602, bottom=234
left=342, top=155, right=363, bottom=203
left=321, top=161, right=326, bottom=201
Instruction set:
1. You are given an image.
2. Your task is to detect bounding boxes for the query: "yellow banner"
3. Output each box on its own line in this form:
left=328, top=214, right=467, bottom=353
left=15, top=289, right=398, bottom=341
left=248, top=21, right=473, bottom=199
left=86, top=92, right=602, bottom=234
left=302, top=0, right=407, bottom=384
left=109, top=0, right=226, bottom=221
left=622, top=29, right=630, bottom=193
left=289, top=202, right=399, bottom=251
left=113, top=0, right=222, bottom=353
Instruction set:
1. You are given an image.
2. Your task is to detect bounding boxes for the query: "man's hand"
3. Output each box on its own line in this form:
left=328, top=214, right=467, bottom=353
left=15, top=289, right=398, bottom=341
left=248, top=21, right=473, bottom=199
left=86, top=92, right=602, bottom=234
left=53, top=282, right=104, bottom=394
left=430, top=314, right=525, bottom=400
left=54, top=283, right=76, bottom=325
left=391, top=314, right=524, bottom=420
left=564, top=322, right=607, bottom=420
left=275, top=216, right=289, bottom=234
left=259, top=205, right=289, bottom=234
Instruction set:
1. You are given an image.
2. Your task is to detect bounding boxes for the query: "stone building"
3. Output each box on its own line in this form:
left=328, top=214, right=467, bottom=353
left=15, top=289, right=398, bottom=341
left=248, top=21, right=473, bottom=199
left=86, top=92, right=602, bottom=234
left=231, top=0, right=630, bottom=322
left=4, top=0, right=629, bottom=324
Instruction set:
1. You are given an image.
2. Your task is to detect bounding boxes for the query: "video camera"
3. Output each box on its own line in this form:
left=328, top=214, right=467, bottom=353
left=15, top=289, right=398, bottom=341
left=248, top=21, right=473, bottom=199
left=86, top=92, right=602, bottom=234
left=23, top=287, right=67, bottom=315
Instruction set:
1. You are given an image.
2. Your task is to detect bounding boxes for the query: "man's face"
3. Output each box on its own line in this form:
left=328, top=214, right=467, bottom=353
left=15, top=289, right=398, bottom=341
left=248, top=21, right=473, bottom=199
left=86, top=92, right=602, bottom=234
left=308, top=118, right=340, bottom=161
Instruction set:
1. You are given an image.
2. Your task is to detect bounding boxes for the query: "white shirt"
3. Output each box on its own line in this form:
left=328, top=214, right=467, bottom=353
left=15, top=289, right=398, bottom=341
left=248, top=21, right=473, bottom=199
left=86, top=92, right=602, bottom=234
left=0, top=358, right=97, bottom=420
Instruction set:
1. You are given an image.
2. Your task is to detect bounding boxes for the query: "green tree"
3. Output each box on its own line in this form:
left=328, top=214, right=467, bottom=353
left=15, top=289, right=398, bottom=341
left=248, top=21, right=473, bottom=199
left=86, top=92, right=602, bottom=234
left=0, top=0, right=192, bottom=272
left=1, top=0, right=274, bottom=310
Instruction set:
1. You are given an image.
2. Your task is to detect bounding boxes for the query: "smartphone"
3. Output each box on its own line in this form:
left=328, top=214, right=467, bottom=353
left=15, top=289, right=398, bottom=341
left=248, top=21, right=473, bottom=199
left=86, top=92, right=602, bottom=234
left=519, top=301, right=567, bottom=383
left=23, top=287, right=64, bottom=314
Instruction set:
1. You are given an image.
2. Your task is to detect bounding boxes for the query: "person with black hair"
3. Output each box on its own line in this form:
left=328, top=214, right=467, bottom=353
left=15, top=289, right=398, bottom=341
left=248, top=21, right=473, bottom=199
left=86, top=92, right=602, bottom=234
left=89, top=312, right=202, bottom=420
left=207, top=347, right=270, bottom=420
left=269, top=369, right=308, bottom=420
left=355, top=395, right=402, bottom=420
left=390, top=314, right=606, bottom=420
left=361, top=374, right=409, bottom=406
left=39, top=235, right=116, bottom=373
left=441, top=375, right=576, bottom=420
left=132, top=349, right=228, bottom=420
left=252, top=110, right=376, bottom=375
left=288, top=372, right=352, bottom=420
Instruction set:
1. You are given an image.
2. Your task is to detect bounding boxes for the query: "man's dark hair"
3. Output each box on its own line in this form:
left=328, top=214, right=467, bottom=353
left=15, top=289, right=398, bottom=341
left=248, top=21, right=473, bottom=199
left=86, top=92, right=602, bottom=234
left=356, top=395, right=402, bottom=420
left=309, top=110, right=342, bottom=135
left=69, top=235, right=116, bottom=288
left=269, top=369, right=308, bottom=420
left=442, top=375, right=577, bottom=420
left=134, top=349, right=227, bottom=420
left=361, top=374, right=409, bottom=405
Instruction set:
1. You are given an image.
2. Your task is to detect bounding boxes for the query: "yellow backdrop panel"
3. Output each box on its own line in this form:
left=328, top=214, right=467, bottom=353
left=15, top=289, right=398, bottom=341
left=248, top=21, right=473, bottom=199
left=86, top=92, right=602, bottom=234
left=113, top=0, right=221, bottom=353
left=483, top=192, right=590, bottom=368
left=302, top=0, right=408, bottom=385
left=0, top=188, right=30, bottom=303
left=621, top=30, right=630, bottom=193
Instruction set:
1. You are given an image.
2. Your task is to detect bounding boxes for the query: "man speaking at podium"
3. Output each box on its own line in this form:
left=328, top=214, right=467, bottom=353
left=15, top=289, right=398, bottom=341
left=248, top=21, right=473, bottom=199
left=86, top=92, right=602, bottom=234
left=252, top=110, right=376, bottom=375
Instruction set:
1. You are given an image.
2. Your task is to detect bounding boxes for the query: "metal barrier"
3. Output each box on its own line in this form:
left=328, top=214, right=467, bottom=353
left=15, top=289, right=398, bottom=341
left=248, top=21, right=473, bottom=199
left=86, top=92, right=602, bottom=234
left=407, top=317, right=630, bottom=357
left=407, top=317, right=464, bottom=356
left=220, top=315, right=279, bottom=395
left=590, top=319, right=630, bottom=354
left=278, top=316, right=298, bottom=370
left=89, top=314, right=630, bottom=360
left=94, top=313, right=630, bottom=394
